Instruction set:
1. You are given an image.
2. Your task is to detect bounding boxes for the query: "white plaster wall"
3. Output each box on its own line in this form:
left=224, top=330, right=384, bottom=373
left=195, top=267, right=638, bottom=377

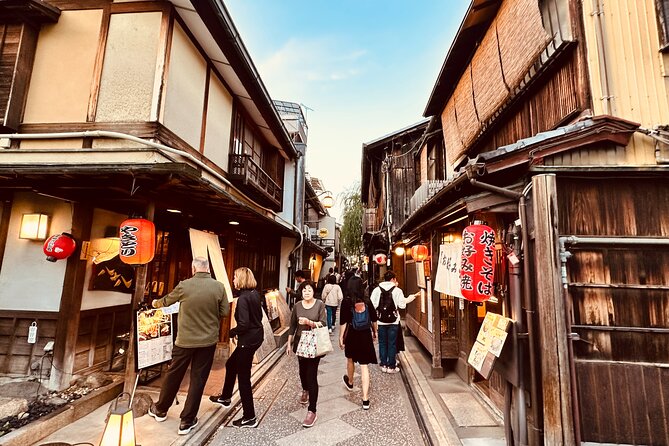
left=80, top=209, right=131, bottom=311
left=0, top=193, right=72, bottom=311
left=162, top=22, right=207, bottom=149
left=95, top=12, right=162, bottom=122
left=203, top=74, right=234, bottom=171
left=23, top=10, right=103, bottom=123
left=279, top=160, right=296, bottom=225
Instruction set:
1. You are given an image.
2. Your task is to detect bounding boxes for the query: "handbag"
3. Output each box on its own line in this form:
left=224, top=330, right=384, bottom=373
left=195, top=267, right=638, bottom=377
left=296, top=329, right=318, bottom=358
left=313, top=323, right=333, bottom=356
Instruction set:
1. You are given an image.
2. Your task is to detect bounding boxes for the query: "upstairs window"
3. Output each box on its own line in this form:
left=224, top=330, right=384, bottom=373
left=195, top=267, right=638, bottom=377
left=656, top=0, right=669, bottom=51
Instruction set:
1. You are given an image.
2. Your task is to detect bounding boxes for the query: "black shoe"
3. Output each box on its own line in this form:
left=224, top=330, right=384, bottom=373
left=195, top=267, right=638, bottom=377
left=209, top=394, right=231, bottom=407
left=343, top=375, right=353, bottom=391
left=148, top=403, right=167, bottom=422
left=232, top=416, right=258, bottom=428
left=178, top=417, right=198, bottom=435
left=362, top=400, right=370, bottom=410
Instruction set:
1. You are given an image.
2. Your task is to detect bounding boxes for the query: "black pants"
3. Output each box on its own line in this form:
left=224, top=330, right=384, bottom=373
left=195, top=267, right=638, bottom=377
left=155, top=344, right=216, bottom=422
left=297, top=356, right=322, bottom=413
left=221, top=345, right=259, bottom=419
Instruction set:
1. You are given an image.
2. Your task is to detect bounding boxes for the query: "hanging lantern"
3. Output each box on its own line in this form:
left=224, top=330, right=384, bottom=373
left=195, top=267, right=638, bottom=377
left=373, top=253, right=387, bottom=265
left=460, top=224, right=495, bottom=302
left=119, top=218, right=155, bottom=265
left=411, top=244, right=429, bottom=262
left=43, top=233, right=76, bottom=262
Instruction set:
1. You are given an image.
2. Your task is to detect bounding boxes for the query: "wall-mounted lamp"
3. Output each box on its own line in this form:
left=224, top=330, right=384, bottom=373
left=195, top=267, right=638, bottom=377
left=19, top=213, right=50, bottom=240
left=317, top=191, right=334, bottom=209
left=394, top=246, right=405, bottom=256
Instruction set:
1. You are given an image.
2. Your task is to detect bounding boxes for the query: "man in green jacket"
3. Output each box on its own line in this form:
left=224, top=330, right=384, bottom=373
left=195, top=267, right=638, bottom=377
left=148, top=256, right=229, bottom=435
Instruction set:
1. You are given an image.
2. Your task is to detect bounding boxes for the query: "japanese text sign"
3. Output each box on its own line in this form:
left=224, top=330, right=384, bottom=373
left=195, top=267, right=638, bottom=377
left=460, top=224, right=495, bottom=302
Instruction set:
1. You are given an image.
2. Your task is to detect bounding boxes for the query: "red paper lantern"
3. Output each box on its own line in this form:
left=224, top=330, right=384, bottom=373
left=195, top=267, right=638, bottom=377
left=43, top=232, right=76, bottom=262
left=119, top=218, right=155, bottom=265
left=411, top=245, right=429, bottom=262
left=460, top=224, right=495, bottom=302
left=373, top=253, right=387, bottom=265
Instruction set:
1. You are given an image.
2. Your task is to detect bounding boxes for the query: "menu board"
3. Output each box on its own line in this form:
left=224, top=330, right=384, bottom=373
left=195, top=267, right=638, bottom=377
left=136, top=308, right=174, bottom=370
left=467, top=312, right=511, bottom=379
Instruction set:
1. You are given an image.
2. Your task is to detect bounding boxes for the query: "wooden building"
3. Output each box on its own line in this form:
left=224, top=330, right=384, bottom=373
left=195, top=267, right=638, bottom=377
left=363, top=0, right=669, bottom=444
left=0, top=0, right=302, bottom=391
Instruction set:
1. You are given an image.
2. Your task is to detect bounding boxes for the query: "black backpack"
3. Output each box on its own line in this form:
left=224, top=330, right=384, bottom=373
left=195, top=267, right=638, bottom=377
left=377, top=286, right=397, bottom=323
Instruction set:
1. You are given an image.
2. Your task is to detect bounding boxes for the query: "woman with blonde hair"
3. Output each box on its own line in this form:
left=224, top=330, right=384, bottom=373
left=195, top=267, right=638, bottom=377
left=210, top=267, right=263, bottom=428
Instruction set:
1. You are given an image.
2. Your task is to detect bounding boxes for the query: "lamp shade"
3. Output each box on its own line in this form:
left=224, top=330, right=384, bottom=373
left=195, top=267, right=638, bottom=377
left=99, top=392, right=135, bottom=446
left=460, top=224, right=495, bottom=302
left=43, top=233, right=76, bottom=262
left=119, top=218, right=155, bottom=265
left=373, top=253, right=387, bottom=265
left=19, top=213, right=49, bottom=240
left=411, top=244, right=429, bottom=262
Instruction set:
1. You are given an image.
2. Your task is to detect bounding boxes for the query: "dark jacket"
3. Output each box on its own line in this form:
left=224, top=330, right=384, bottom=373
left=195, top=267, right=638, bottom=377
left=229, top=289, right=264, bottom=348
left=155, top=272, right=229, bottom=348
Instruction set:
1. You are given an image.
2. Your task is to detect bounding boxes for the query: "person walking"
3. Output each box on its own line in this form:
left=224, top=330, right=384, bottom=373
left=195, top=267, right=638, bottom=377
left=370, top=271, right=418, bottom=373
left=321, top=274, right=343, bottom=333
left=148, top=257, right=229, bottom=435
left=209, top=267, right=264, bottom=428
left=339, top=280, right=377, bottom=410
left=286, top=281, right=327, bottom=428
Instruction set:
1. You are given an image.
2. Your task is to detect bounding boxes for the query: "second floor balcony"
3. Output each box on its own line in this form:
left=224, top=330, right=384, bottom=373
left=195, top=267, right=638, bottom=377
left=229, top=154, right=283, bottom=211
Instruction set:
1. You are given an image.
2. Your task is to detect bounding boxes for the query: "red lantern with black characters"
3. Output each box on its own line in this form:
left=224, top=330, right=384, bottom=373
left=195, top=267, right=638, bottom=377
left=411, top=244, right=429, bottom=262
left=460, top=224, right=495, bottom=302
left=43, top=232, right=77, bottom=262
left=119, top=218, right=155, bottom=265
left=373, top=253, right=387, bottom=265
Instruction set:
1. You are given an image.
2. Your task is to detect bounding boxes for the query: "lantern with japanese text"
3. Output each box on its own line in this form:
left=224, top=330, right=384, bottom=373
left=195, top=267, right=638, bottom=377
left=119, top=218, right=155, bottom=265
left=373, top=253, right=387, bottom=265
left=43, top=232, right=76, bottom=262
left=411, top=244, right=429, bottom=262
left=460, top=224, right=495, bottom=302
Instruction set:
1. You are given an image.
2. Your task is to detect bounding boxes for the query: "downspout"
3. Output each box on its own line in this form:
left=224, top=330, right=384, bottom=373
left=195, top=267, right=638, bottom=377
left=591, top=0, right=613, bottom=114
left=384, top=152, right=393, bottom=260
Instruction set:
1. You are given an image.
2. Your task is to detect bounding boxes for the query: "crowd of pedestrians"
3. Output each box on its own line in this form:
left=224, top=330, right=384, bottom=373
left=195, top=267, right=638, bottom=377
left=146, top=259, right=414, bottom=435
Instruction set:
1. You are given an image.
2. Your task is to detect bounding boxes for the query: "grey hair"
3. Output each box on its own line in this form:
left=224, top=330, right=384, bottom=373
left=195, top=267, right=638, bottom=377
left=192, top=256, right=210, bottom=272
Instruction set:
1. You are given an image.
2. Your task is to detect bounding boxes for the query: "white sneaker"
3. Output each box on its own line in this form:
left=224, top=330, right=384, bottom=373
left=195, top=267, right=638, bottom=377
left=328, top=328, right=333, bottom=333
left=386, top=367, right=400, bottom=374
left=380, top=366, right=387, bottom=373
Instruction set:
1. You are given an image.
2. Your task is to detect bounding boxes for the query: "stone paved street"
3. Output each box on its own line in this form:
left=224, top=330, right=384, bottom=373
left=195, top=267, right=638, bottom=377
left=207, top=324, right=425, bottom=446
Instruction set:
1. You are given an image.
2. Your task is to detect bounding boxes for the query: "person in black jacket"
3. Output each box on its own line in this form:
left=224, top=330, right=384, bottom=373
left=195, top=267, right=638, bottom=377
left=210, top=267, right=264, bottom=428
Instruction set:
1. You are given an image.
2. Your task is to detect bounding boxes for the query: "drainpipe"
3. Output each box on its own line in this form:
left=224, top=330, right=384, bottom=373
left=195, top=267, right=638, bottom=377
left=591, top=0, right=613, bottom=114
left=558, top=238, right=581, bottom=446
left=292, top=142, right=307, bottom=276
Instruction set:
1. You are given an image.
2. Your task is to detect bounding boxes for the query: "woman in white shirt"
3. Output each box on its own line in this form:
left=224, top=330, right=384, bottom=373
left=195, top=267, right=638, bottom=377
left=321, top=275, right=343, bottom=333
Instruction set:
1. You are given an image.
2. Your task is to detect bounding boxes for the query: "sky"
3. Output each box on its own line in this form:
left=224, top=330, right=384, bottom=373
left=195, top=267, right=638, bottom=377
left=225, top=1, right=470, bottom=220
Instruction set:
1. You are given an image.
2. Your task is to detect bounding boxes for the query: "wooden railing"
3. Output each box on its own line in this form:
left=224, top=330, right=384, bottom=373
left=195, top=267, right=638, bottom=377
left=229, top=154, right=282, bottom=210
left=364, top=208, right=381, bottom=232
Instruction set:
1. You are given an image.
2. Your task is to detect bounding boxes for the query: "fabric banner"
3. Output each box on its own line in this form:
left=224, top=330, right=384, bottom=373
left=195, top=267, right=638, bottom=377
left=434, top=242, right=463, bottom=298
left=189, top=228, right=233, bottom=303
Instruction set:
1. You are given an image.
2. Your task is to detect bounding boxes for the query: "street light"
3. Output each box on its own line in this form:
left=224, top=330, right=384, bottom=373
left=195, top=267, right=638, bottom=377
left=316, top=191, right=334, bottom=209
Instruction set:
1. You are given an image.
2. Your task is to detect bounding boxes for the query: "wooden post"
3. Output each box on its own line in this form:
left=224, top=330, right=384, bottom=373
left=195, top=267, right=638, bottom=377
left=531, top=174, right=576, bottom=445
left=123, top=203, right=155, bottom=394
left=430, top=233, right=443, bottom=378
left=50, top=205, right=93, bottom=390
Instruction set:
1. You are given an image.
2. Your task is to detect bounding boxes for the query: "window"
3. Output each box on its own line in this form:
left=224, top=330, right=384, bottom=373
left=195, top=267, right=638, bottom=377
left=656, top=0, right=669, bottom=51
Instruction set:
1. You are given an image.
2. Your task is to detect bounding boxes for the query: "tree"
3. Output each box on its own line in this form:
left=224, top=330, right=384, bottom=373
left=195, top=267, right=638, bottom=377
left=339, top=184, right=363, bottom=258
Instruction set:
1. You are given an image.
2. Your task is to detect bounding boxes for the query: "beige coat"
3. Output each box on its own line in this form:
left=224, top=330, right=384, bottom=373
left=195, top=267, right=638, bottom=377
left=321, top=283, right=343, bottom=307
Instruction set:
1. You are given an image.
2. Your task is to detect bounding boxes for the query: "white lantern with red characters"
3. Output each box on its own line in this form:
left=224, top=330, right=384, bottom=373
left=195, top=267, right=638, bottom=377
left=43, top=232, right=77, bottom=262
left=373, top=253, right=387, bottom=265
left=460, top=224, right=495, bottom=302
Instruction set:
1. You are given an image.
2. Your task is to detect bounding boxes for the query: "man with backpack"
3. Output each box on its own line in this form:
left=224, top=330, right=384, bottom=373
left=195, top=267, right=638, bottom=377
left=370, top=270, right=419, bottom=373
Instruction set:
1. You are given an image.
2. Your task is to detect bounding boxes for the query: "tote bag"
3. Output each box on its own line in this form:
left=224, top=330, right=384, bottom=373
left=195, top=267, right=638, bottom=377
left=296, top=330, right=318, bottom=358
left=313, top=323, right=333, bottom=356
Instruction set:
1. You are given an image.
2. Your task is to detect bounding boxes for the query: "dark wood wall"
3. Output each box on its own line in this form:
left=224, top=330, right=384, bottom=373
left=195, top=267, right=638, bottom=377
left=558, top=177, right=669, bottom=444
left=74, top=304, right=130, bottom=374
left=0, top=311, right=57, bottom=375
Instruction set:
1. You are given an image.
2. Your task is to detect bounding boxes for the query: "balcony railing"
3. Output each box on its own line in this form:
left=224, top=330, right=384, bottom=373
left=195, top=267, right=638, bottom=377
left=229, top=154, right=282, bottom=210
left=409, top=180, right=447, bottom=216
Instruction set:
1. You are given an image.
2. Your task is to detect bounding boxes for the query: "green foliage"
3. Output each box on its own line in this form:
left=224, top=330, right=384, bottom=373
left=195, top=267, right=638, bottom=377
left=339, top=185, right=363, bottom=257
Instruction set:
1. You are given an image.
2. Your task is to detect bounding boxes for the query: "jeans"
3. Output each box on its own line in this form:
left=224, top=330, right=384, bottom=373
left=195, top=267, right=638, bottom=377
left=297, top=356, right=322, bottom=412
left=221, top=345, right=259, bottom=419
left=377, top=324, right=399, bottom=368
left=155, top=344, right=216, bottom=422
left=325, top=305, right=337, bottom=330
